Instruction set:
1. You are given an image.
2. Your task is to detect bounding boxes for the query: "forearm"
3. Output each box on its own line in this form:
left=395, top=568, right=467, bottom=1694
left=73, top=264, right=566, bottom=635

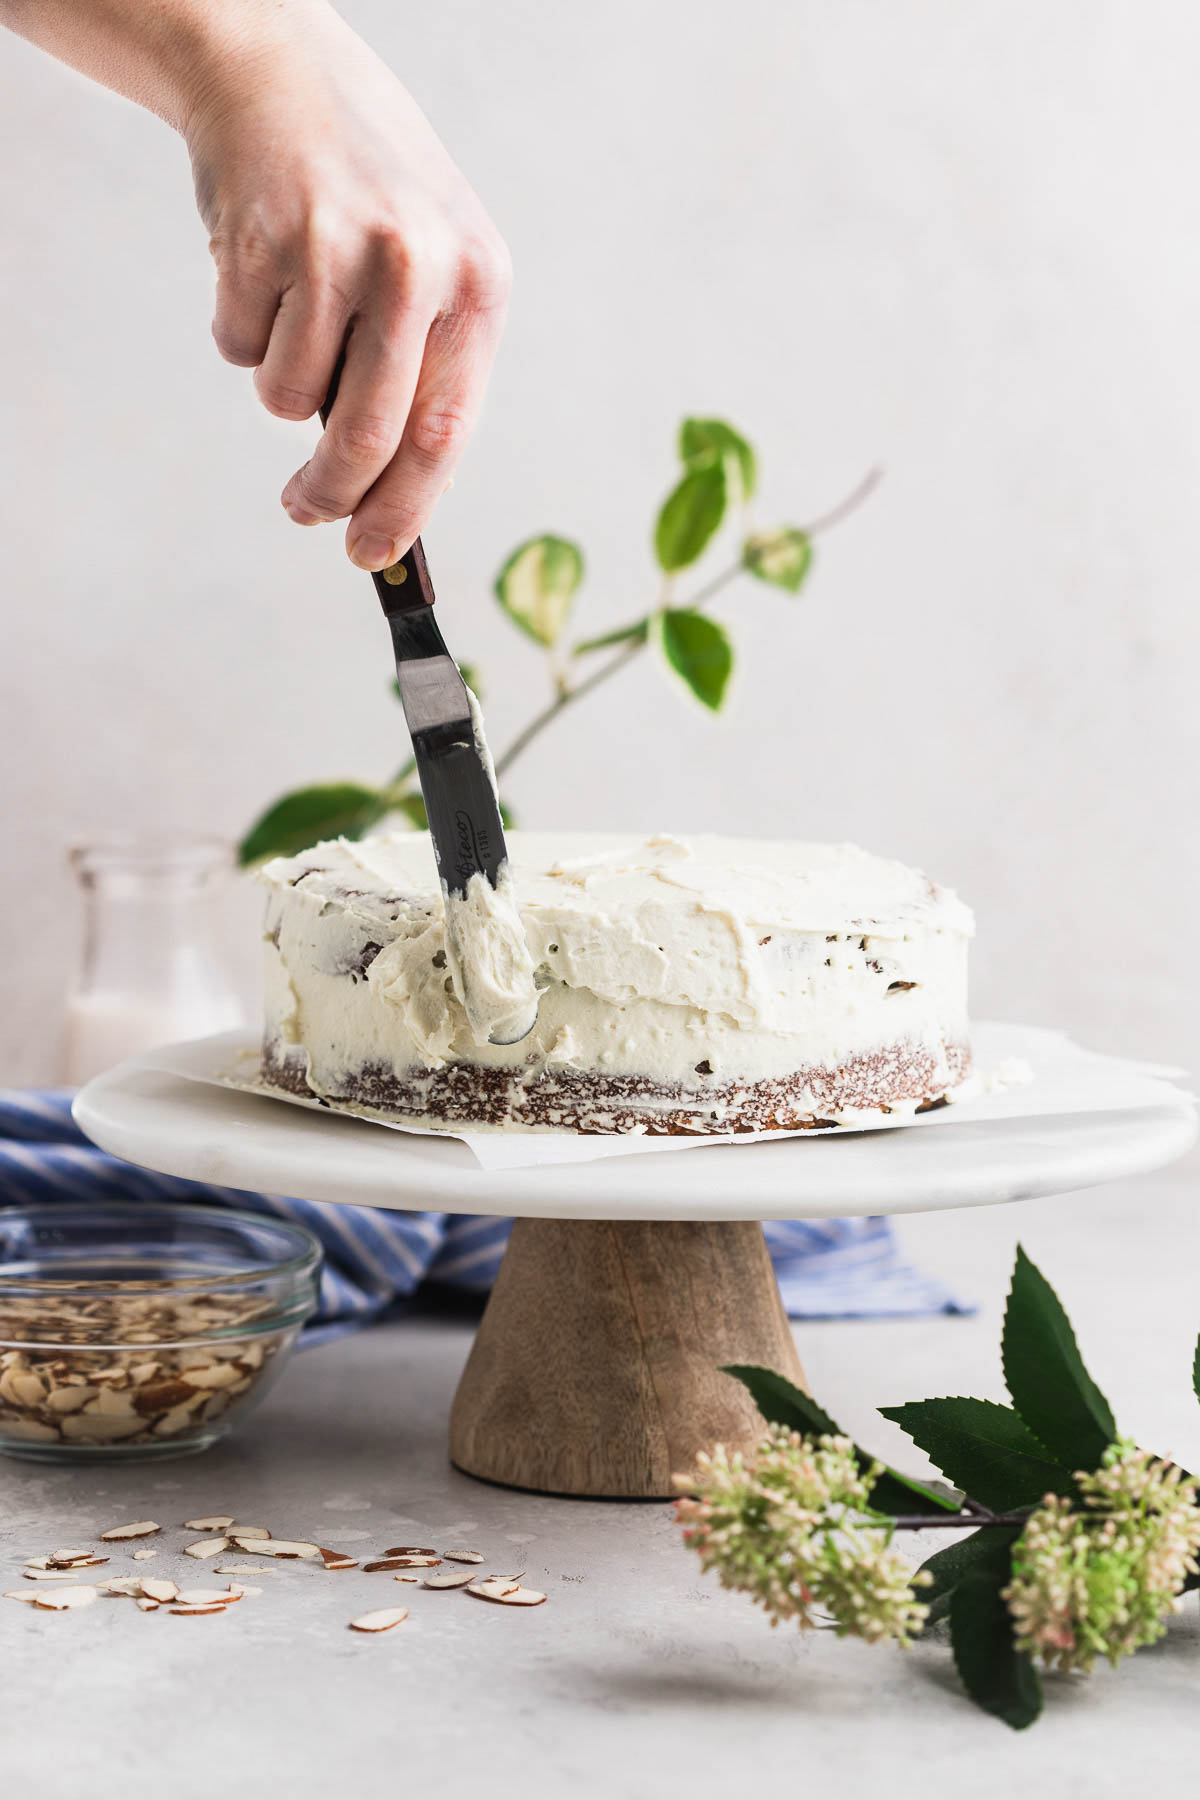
left=0, top=0, right=336, bottom=136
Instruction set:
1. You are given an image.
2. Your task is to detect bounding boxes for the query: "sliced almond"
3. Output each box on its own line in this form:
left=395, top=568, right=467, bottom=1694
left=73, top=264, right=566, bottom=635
left=97, top=1576, right=149, bottom=1595
left=100, top=1521, right=161, bottom=1541
left=61, top=1412, right=145, bottom=1442
left=184, top=1538, right=231, bottom=1559
left=33, top=1584, right=99, bottom=1610
left=233, top=1585, right=263, bottom=1598
left=169, top=1604, right=227, bottom=1615
left=132, top=1550, right=157, bottom=1562
left=228, top=1526, right=269, bottom=1541
left=383, top=1546, right=439, bottom=1558
left=364, top=1556, right=440, bottom=1572
left=214, top=1563, right=273, bottom=1576
left=23, top=1569, right=85, bottom=1582
left=45, top=1385, right=98, bottom=1415
left=183, top=1515, right=236, bottom=1531
left=4, top=1590, right=40, bottom=1603
left=235, top=1538, right=320, bottom=1560
left=23, top=1556, right=52, bottom=1570
left=318, top=1548, right=359, bottom=1570
left=467, top=1578, right=545, bottom=1606
left=442, top=1549, right=485, bottom=1564
left=179, top=1363, right=242, bottom=1390
left=139, top=1578, right=179, bottom=1604
left=176, top=1587, right=240, bottom=1607
left=136, top=1598, right=160, bottom=1612
left=349, top=1606, right=409, bottom=1633
left=422, top=1571, right=475, bottom=1589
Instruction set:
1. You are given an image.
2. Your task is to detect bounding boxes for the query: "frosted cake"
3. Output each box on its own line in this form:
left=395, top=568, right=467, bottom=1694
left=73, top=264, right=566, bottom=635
left=257, top=832, right=972, bottom=1135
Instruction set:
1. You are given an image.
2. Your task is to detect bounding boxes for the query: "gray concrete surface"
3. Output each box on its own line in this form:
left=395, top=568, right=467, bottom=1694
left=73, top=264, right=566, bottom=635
left=3, top=1157, right=1199, bottom=1797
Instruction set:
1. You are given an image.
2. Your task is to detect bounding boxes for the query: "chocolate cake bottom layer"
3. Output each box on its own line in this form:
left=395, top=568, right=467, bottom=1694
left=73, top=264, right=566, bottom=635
left=261, top=1038, right=972, bottom=1136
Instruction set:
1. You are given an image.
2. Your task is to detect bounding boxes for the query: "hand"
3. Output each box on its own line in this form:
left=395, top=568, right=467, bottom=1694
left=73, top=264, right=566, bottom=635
left=188, top=6, right=511, bottom=570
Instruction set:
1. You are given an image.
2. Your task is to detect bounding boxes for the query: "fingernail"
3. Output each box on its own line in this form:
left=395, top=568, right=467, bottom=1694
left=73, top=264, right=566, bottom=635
left=349, top=533, right=398, bottom=571
left=285, top=502, right=321, bottom=526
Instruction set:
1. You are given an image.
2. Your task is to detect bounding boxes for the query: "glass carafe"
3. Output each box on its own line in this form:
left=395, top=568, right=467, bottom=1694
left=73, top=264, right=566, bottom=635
left=60, top=835, right=246, bottom=1087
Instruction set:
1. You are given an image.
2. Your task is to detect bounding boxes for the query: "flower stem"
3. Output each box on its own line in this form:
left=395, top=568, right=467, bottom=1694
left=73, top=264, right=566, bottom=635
left=490, top=464, right=882, bottom=784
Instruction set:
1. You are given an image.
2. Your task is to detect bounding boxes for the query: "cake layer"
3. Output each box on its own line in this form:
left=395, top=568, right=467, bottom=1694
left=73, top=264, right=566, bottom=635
left=258, top=831, right=973, bottom=1134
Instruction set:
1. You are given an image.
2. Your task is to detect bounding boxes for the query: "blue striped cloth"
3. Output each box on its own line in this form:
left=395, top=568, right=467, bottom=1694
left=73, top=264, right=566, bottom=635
left=0, top=1090, right=967, bottom=1339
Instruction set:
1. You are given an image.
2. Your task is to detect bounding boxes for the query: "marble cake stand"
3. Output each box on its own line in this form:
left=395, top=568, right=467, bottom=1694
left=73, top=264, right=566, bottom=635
left=75, top=1055, right=1196, bottom=1500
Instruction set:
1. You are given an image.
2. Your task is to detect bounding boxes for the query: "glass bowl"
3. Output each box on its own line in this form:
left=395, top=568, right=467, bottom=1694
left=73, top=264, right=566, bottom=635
left=0, top=1202, right=322, bottom=1463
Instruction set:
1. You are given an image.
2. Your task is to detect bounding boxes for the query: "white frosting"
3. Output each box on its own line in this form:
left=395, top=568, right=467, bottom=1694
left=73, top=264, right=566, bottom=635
left=442, top=863, right=539, bottom=1046
left=258, top=832, right=972, bottom=1110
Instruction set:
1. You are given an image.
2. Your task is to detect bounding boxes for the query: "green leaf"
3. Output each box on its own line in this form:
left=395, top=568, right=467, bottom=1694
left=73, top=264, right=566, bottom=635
left=456, top=661, right=484, bottom=700
left=657, top=609, right=733, bottom=711
left=573, top=620, right=650, bottom=655
left=395, top=791, right=428, bottom=831
left=1001, top=1245, right=1117, bottom=1473
left=722, top=1365, right=958, bottom=1517
left=879, top=1397, right=1073, bottom=1512
left=498, top=799, right=515, bottom=829
left=494, top=535, right=584, bottom=647
left=238, top=783, right=387, bottom=866
left=654, top=463, right=728, bottom=572
left=917, top=1525, right=1023, bottom=1630
left=743, top=528, right=813, bottom=594
left=950, top=1570, right=1043, bottom=1730
left=679, top=418, right=757, bottom=501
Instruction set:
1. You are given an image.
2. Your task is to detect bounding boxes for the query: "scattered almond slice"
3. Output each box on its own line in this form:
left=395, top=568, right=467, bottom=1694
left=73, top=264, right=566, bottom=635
left=136, top=1598, right=160, bottom=1612
left=140, top=1578, right=179, bottom=1604
left=4, top=1590, right=40, bottom=1603
left=441, top=1550, right=485, bottom=1565
left=236, top=1538, right=320, bottom=1560
left=23, top=1569, right=85, bottom=1582
left=23, top=1556, right=52, bottom=1570
left=383, top=1546, right=438, bottom=1558
left=234, top=1585, right=263, bottom=1598
left=467, top=1578, right=545, bottom=1606
left=170, top=1604, right=227, bottom=1616
left=48, top=1548, right=93, bottom=1565
left=183, top=1515, right=236, bottom=1531
left=33, top=1584, right=99, bottom=1610
left=96, top=1577, right=148, bottom=1595
left=422, top=1571, right=475, bottom=1589
left=349, top=1605, right=409, bottom=1633
left=466, top=1577, right=522, bottom=1601
left=184, top=1538, right=231, bottom=1559
left=132, top=1550, right=157, bottom=1562
left=215, top=1562, right=273, bottom=1575
left=176, top=1587, right=240, bottom=1607
left=318, top=1548, right=359, bottom=1570
left=364, top=1556, right=440, bottom=1572
left=100, top=1521, right=160, bottom=1542
left=49, top=1555, right=107, bottom=1571
left=228, top=1526, right=270, bottom=1541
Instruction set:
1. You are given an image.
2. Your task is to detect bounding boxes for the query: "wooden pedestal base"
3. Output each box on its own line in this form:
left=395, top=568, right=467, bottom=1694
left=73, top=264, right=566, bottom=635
left=449, top=1218, right=805, bottom=1499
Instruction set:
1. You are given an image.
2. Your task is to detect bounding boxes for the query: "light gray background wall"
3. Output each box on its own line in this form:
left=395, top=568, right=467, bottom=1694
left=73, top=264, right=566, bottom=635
left=2, top=1, right=1197, bottom=1086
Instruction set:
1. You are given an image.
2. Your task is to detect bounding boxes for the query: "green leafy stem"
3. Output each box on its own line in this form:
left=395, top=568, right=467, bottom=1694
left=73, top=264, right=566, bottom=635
left=238, top=419, right=880, bottom=863
left=718, top=1245, right=1200, bottom=1732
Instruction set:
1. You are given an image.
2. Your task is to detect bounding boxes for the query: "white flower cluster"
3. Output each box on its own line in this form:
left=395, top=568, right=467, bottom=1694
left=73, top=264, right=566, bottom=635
left=675, top=1427, right=929, bottom=1646
left=1005, top=1441, right=1200, bottom=1675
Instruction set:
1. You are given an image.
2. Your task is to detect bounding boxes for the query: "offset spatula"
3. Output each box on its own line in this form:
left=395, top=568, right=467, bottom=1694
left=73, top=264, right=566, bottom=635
left=318, top=382, right=538, bottom=1044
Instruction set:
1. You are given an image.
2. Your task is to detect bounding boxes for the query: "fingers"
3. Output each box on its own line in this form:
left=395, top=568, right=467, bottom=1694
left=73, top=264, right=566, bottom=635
left=252, top=279, right=350, bottom=425
left=341, top=285, right=508, bottom=570
left=211, top=247, right=280, bottom=370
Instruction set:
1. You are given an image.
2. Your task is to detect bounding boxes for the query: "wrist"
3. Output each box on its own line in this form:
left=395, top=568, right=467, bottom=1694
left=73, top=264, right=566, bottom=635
left=171, top=0, right=338, bottom=142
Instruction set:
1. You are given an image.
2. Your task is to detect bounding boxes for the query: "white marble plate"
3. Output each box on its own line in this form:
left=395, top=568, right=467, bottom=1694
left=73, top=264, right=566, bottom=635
left=74, top=1028, right=1195, bottom=1222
